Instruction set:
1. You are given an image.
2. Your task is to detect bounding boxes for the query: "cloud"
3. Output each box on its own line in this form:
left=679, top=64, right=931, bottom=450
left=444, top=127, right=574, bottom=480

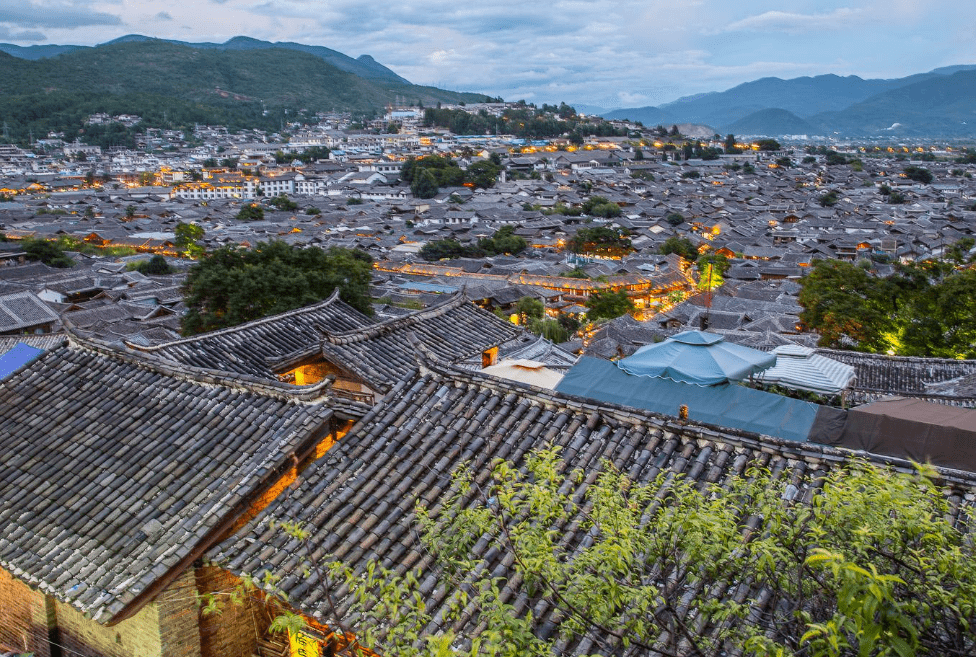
left=154, top=11, right=173, bottom=21
left=0, top=1, right=122, bottom=28
left=720, top=8, right=863, bottom=34
left=0, top=26, right=46, bottom=41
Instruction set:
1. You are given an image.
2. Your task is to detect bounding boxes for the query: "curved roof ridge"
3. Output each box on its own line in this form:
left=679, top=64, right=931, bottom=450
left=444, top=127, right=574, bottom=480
left=127, top=288, right=348, bottom=352
left=63, top=317, right=338, bottom=404
left=817, top=347, right=976, bottom=366
left=321, top=291, right=469, bottom=345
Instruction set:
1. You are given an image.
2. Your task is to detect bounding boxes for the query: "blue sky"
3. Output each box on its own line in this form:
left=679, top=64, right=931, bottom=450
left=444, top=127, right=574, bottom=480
left=2, top=0, right=974, bottom=109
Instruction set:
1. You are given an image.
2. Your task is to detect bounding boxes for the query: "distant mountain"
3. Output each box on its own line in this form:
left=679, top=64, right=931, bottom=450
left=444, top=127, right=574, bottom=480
left=0, top=40, right=484, bottom=143
left=602, top=105, right=671, bottom=125
left=572, top=104, right=612, bottom=117
left=810, top=70, right=976, bottom=137
left=723, top=109, right=817, bottom=137
left=0, top=43, right=83, bottom=60
left=604, top=65, right=976, bottom=137
left=0, top=34, right=409, bottom=84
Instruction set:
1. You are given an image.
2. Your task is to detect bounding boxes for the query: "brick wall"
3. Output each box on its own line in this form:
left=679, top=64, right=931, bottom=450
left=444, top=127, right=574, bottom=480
left=196, top=566, right=271, bottom=657
left=0, top=567, right=51, bottom=657
left=57, top=569, right=203, bottom=657
left=158, top=570, right=204, bottom=657
left=56, top=594, right=162, bottom=657
left=0, top=565, right=205, bottom=657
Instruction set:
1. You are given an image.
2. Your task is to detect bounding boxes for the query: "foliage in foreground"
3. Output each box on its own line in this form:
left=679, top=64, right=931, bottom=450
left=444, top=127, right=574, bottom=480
left=250, top=448, right=976, bottom=657
left=181, top=241, right=373, bottom=335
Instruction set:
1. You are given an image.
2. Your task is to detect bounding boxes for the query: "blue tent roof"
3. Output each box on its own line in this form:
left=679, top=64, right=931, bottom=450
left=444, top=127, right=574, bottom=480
left=557, top=356, right=819, bottom=442
left=617, top=330, right=776, bottom=386
left=0, top=343, right=46, bottom=381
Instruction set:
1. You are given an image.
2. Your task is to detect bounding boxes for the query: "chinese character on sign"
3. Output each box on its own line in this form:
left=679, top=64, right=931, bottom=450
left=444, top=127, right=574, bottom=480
left=289, top=629, right=321, bottom=657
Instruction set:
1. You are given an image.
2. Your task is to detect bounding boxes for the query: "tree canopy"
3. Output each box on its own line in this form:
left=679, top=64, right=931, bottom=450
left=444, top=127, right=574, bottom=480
left=585, top=289, right=634, bottom=321
left=903, top=166, right=934, bottom=184
left=181, top=241, right=373, bottom=335
left=419, top=226, right=527, bottom=262
left=21, top=237, right=74, bottom=268
left=659, top=236, right=699, bottom=261
left=568, top=226, right=632, bottom=257
left=174, top=221, right=205, bottom=258
left=235, top=203, right=265, bottom=222
left=798, top=253, right=976, bottom=357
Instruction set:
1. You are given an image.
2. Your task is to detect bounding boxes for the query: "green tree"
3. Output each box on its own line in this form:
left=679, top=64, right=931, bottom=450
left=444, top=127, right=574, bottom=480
left=755, top=138, right=780, bottom=151
left=236, top=203, right=265, bottom=222
left=411, top=169, right=439, bottom=199
left=568, top=226, right=632, bottom=257
left=419, top=226, right=527, bottom=261
left=124, top=204, right=136, bottom=219
left=514, top=296, right=544, bottom=325
left=659, top=236, right=698, bottom=261
left=724, top=133, right=738, bottom=153
left=133, top=254, right=174, bottom=275
left=903, top=166, right=933, bottom=184
left=464, top=160, right=502, bottom=189
left=267, top=194, right=299, bottom=211
left=181, top=242, right=373, bottom=335
left=696, top=253, right=729, bottom=291
left=174, top=221, right=205, bottom=258
left=21, top=237, right=74, bottom=268
left=798, top=259, right=895, bottom=351
left=585, top=289, right=634, bottom=321
left=666, top=212, right=685, bottom=226
left=825, top=151, right=848, bottom=166
left=819, top=191, right=840, bottom=207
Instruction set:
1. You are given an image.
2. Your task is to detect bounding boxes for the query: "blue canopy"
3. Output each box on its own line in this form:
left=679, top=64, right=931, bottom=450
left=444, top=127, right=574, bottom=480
left=617, top=330, right=776, bottom=386
left=0, top=343, right=46, bottom=381
left=557, top=357, right=819, bottom=442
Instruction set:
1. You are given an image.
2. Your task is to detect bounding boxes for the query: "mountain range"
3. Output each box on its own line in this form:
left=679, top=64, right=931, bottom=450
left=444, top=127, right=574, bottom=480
left=0, top=37, right=485, bottom=143
left=0, top=35, right=411, bottom=84
left=603, top=66, right=976, bottom=138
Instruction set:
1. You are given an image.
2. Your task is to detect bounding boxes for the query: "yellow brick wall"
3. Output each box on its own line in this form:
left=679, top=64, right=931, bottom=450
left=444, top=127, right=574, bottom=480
left=56, top=594, right=162, bottom=657
left=0, top=567, right=51, bottom=657
left=0, top=566, right=203, bottom=657
left=196, top=566, right=272, bottom=657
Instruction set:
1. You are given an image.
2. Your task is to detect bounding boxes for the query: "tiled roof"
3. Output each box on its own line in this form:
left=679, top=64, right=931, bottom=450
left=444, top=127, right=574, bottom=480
left=0, top=334, right=340, bottom=624
left=0, top=291, right=59, bottom=332
left=817, top=348, right=976, bottom=393
left=318, top=292, right=520, bottom=392
left=130, top=290, right=375, bottom=380
left=210, top=356, right=976, bottom=653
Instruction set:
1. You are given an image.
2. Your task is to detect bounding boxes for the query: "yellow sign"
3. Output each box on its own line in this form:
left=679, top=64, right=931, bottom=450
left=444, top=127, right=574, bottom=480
left=289, top=630, right=321, bottom=657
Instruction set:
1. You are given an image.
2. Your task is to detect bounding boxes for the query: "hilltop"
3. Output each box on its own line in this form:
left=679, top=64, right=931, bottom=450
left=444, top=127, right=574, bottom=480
left=0, top=38, right=485, bottom=142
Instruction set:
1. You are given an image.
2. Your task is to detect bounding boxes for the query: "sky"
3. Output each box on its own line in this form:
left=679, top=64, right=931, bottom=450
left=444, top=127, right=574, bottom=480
left=3, top=0, right=976, bottom=110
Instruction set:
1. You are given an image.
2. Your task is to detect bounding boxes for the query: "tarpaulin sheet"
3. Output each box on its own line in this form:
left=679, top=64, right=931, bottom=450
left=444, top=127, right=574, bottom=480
left=824, top=397, right=976, bottom=472
left=617, top=330, right=776, bottom=386
left=0, top=342, right=45, bottom=381
left=557, top=357, right=819, bottom=442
